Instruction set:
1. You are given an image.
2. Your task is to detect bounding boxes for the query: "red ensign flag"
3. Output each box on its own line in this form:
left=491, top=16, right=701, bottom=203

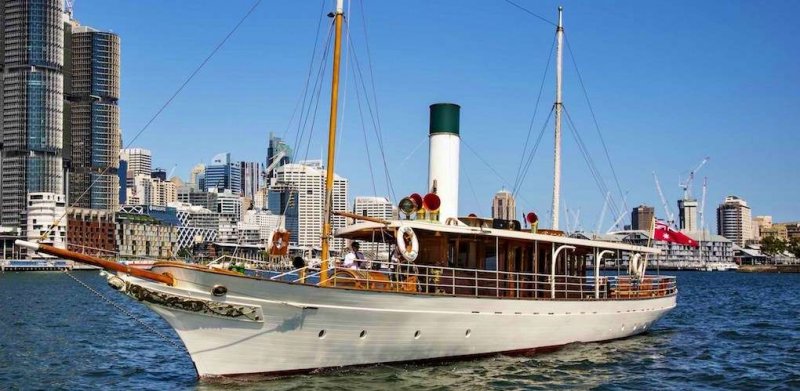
left=654, top=221, right=699, bottom=247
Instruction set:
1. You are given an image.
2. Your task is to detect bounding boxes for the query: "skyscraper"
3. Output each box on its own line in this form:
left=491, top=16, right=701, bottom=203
left=271, top=161, right=347, bottom=251
left=204, top=152, right=240, bottom=193
left=0, top=0, right=65, bottom=229
left=352, top=196, right=394, bottom=254
left=240, top=161, right=260, bottom=199
left=716, top=195, right=752, bottom=246
left=678, top=199, right=698, bottom=232
left=631, top=205, right=655, bottom=231
left=120, top=148, right=152, bottom=178
left=491, top=189, right=516, bottom=221
left=64, top=18, right=120, bottom=211
left=266, top=133, right=292, bottom=179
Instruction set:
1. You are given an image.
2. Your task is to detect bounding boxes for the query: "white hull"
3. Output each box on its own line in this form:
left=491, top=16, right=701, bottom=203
left=125, top=265, right=676, bottom=378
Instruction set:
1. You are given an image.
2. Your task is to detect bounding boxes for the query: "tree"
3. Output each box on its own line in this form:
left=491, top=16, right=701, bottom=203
left=761, top=236, right=786, bottom=255
left=177, top=247, right=192, bottom=258
left=788, top=238, right=800, bottom=258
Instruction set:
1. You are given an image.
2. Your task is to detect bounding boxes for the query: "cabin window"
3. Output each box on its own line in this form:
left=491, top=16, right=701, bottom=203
left=485, top=239, right=497, bottom=271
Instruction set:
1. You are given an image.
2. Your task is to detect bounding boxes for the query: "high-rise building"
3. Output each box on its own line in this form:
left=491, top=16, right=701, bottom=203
left=268, top=186, right=299, bottom=244
left=631, top=205, right=655, bottom=231
left=240, top=161, right=260, bottom=199
left=168, top=201, right=218, bottom=251
left=188, top=163, right=205, bottom=190
left=352, top=196, right=394, bottom=254
left=491, top=189, right=516, bottom=221
left=64, top=19, right=120, bottom=211
left=271, top=161, right=348, bottom=251
left=678, top=199, right=698, bottom=232
left=716, top=195, right=752, bottom=246
left=266, top=133, right=292, bottom=179
left=204, top=152, right=240, bottom=193
left=66, top=207, right=116, bottom=255
left=0, top=0, right=66, bottom=229
left=120, top=148, right=152, bottom=178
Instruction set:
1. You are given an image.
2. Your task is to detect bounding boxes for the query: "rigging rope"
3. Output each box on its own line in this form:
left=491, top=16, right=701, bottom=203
left=512, top=35, right=556, bottom=196
left=513, top=107, right=554, bottom=200
left=564, top=34, right=629, bottom=216
left=502, top=0, right=557, bottom=27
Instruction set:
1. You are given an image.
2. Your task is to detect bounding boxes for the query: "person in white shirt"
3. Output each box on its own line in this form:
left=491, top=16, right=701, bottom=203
left=343, top=242, right=366, bottom=269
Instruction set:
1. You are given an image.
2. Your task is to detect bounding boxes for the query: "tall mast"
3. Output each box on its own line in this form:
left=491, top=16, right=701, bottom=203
left=320, top=0, right=344, bottom=283
left=550, top=6, right=564, bottom=230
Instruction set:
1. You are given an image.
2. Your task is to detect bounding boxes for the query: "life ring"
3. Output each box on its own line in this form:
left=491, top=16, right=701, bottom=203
left=396, top=225, right=419, bottom=262
left=629, top=253, right=646, bottom=278
left=268, top=228, right=290, bottom=256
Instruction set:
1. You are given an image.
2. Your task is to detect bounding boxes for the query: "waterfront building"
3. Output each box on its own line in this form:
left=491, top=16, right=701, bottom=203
left=271, top=161, right=348, bottom=251
left=25, top=193, right=67, bottom=258
left=0, top=226, right=23, bottom=259
left=595, top=229, right=734, bottom=269
left=115, top=211, right=177, bottom=258
left=168, top=201, right=218, bottom=251
left=0, top=0, right=66, bottom=229
left=784, top=222, right=800, bottom=240
left=630, top=205, right=655, bottom=231
left=204, top=153, right=241, bottom=194
left=716, top=195, right=752, bottom=246
left=751, top=215, right=773, bottom=241
left=760, top=225, right=788, bottom=241
left=242, top=209, right=281, bottom=244
left=64, top=19, right=120, bottom=211
left=177, top=187, right=218, bottom=211
left=215, top=189, right=242, bottom=222
left=352, top=196, right=394, bottom=255
left=240, top=161, right=260, bottom=200
left=65, top=207, right=116, bottom=256
left=236, top=222, right=261, bottom=245
left=678, top=199, right=698, bottom=232
left=491, top=189, right=516, bottom=221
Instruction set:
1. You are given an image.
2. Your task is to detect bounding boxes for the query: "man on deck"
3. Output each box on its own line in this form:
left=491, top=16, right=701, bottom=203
left=343, top=241, right=366, bottom=269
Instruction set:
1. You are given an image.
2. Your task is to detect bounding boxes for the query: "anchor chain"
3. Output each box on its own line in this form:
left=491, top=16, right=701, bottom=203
left=63, top=270, right=185, bottom=351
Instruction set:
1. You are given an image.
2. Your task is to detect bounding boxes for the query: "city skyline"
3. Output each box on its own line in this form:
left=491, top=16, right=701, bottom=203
left=60, top=1, right=799, bottom=228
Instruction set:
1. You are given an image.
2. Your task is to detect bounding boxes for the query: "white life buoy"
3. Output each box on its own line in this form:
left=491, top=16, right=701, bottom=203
left=629, top=253, right=646, bottom=278
left=396, top=225, right=419, bottom=262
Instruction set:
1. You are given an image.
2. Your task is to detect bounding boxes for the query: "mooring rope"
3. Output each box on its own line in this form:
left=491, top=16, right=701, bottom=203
left=63, top=270, right=185, bottom=351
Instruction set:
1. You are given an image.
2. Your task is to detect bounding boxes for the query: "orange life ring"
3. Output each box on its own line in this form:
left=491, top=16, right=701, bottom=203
left=268, top=229, right=290, bottom=256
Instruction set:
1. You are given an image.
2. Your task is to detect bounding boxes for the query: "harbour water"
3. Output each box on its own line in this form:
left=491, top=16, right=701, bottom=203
left=1, top=271, right=798, bottom=390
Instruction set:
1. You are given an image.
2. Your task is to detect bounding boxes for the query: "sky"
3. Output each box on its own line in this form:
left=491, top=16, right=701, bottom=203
left=73, top=0, right=800, bottom=231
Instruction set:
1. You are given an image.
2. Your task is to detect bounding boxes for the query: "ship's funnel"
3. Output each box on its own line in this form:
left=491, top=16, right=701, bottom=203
left=428, top=103, right=460, bottom=223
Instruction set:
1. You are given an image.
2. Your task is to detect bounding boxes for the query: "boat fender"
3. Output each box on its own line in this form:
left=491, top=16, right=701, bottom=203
left=396, top=225, right=419, bottom=262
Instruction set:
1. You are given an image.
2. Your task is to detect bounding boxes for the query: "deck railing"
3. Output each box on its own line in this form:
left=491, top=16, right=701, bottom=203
left=270, top=261, right=677, bottom=300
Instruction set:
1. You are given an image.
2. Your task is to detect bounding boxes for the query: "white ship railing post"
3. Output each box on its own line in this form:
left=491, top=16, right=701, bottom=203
left=595, top=249, right=614, bottom=299
left=551, top=244, right=575, bottom=298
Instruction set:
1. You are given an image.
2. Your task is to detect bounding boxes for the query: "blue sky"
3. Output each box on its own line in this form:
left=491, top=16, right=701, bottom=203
left=74, top=0, right=799, bottom=230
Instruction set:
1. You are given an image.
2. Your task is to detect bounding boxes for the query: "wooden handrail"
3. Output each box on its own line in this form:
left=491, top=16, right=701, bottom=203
left=333, top=211, right=390, bottom=225
left=15, top=240, right=175, bottom=286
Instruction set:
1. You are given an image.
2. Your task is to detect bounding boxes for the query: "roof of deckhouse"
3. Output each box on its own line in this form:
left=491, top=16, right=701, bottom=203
left=336, top=219, right=660, bottom=255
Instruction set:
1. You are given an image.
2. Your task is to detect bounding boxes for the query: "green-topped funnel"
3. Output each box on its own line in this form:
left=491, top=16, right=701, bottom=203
left=429, top=103, right=460, bottom=136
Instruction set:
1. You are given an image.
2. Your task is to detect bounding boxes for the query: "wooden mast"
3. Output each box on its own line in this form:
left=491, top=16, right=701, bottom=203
left=320, top=0, right=345, bottom=283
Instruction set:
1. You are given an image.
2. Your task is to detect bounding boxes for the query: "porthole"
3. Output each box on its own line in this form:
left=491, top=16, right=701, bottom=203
left=414, top=330, right=421, bottom=339
left=359, top=330, right=367, bottom=339
left=465, top=329, right=472, bottom=338
left=318, top=330, right=327, bottom=339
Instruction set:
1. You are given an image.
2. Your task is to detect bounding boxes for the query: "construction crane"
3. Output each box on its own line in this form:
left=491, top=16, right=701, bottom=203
left=64, top=0, right=75, bottom=17
left=699, top=177, right=708, bottom=231
left=679, top=157, right=709, bottom=199
left=653, top=172, right=674, bottom=226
